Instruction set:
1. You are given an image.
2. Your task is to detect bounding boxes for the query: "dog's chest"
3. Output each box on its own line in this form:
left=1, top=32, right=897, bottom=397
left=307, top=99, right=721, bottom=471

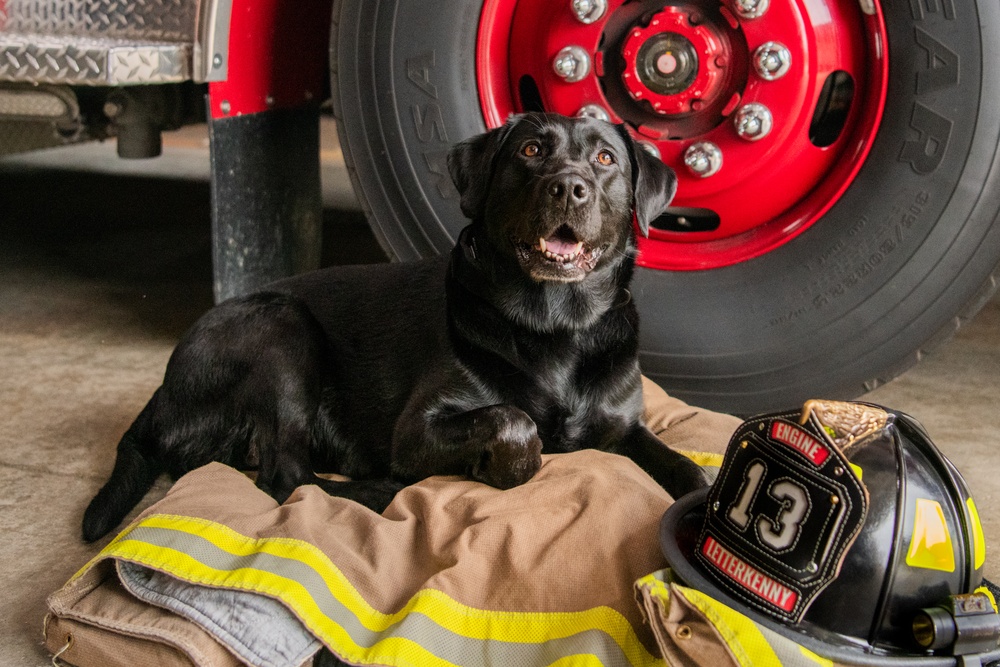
left=508, top=334, right=636, bottom=452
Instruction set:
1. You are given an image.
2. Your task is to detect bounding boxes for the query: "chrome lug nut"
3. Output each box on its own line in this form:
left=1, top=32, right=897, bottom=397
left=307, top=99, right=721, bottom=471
left=553, top=46, right=591, bottom=82
left=576, top=104, right=611, bottom=122
left=733, top=103, right=773, bottom=141
left=640, top=141, right=661, bottom=159
left=753, top=42, right=791, bottom=80
left=571, top=0, right=607, bottom=24
left=684, top=142, right=722, bottom=177
left=732, top=0, right=769, bottom=19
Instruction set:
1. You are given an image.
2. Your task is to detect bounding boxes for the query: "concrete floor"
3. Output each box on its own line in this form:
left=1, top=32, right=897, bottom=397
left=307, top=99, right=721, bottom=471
left=1, top=129, right=999, bottom=666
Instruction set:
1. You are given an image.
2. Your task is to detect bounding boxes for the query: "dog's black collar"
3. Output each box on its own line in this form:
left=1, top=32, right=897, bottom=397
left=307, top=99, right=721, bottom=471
left=449, top=225, right=492, bottom=303
left=458, top=225, right=480, bottom=265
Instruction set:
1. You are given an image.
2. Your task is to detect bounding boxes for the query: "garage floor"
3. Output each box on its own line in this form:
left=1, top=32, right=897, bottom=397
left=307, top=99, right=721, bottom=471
left=1, top=126, right=998, bottom=666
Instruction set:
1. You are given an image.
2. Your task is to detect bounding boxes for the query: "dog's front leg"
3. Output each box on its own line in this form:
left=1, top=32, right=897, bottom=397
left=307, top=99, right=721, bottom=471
left=614, top=424, right=710, bottom=500
left=392, top=403, right=543, bottom=490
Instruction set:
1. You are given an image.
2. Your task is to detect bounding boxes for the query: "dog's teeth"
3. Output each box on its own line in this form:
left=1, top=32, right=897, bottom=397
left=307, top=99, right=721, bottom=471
left=573, top=242, right=584, bottom=256
left=539, top=237, right=547, bottom=252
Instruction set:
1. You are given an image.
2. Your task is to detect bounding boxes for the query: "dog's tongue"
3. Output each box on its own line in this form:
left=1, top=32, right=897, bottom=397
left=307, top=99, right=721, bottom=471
left=540, top=236, right=583, bottom=256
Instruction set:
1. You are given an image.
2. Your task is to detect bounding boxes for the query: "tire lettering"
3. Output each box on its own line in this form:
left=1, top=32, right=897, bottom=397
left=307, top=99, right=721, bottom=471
left=914, top=28, right=959, bottom=93
left=899, top=102, right=953, bottom=174
left=424, top=149, right=458, bottom=199
left=412, top=103, right=449, bottom=143
left=406, top=52, right=438, bottom=99
left=909, top=0, right=955, bottom=20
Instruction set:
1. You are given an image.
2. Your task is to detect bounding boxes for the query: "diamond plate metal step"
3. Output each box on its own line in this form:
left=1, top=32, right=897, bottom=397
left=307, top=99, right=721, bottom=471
left=0, top=33, right=191, bottom=85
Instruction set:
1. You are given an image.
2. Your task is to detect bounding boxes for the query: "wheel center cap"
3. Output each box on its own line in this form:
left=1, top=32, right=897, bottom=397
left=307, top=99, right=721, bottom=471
left=657, top=52, right=678, bottom=75
left=621, top=6, right=727, bottom=116
left=638, top=33, right=698, bottom=96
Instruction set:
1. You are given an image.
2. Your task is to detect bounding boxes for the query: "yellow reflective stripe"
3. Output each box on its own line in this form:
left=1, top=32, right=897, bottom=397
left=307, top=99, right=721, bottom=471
left=635, top=572, right=672, bottom=599
left=677, top=450, right=725, bottom=468
left=131, top=514, right=391, bottom=631
left=103, top=514, right=661, bottom=667
left=675, top=587, right=783, bottom=667
left=906, top=498, right=956, bottom=572
left=548, top=656, right=617, bottom=667
left=967, top=498, right=987, bottom=569
left=797, top=645, right=833, bottom=666
left=975, top=586, right=998, bottom=613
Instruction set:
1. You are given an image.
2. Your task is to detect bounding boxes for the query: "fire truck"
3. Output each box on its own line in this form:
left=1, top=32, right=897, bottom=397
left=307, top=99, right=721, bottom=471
left=2, top=0, right=997, bottom=414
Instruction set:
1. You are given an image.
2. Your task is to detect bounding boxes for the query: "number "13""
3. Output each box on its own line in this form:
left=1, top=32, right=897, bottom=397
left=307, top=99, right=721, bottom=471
left=727, top=461, right=810, bottom=551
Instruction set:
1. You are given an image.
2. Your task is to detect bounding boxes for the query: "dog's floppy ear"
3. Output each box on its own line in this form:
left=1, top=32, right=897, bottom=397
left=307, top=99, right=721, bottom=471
left=615, top=124, right=677, bottom=237
left=448, top=116, right=521, bottom=220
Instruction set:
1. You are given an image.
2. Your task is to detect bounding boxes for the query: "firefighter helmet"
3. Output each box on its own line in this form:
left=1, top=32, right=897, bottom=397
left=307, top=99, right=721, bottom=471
left=661, top=400, right=1000, bottom=664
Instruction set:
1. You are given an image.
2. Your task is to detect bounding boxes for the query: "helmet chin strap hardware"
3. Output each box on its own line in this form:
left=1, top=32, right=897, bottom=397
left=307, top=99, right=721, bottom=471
left=912, top=592, right=1000, bottom=661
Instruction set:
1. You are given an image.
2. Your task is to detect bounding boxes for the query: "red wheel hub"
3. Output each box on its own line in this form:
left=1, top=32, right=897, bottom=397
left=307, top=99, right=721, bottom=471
left=477, top=0, right=888, bottom=270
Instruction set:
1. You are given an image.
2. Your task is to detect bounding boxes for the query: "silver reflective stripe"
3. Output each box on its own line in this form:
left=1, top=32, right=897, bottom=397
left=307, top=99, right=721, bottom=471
left=756, top=622, right=831, bottom=667
left=123, top=525, right=647, bottom=667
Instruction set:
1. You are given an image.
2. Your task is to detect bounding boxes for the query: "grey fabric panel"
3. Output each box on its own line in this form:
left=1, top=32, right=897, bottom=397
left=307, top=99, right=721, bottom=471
left=118, top=560, right=321, bottom=667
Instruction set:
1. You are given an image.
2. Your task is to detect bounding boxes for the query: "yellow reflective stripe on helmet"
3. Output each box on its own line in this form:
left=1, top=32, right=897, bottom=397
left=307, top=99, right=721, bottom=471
left=906, top=498, right=957, bottom=573
left=967, top=498, right=987, bottom=570
left=101, top=514, right=661, bottom=667
left=975, top=586, right=998, bottom=613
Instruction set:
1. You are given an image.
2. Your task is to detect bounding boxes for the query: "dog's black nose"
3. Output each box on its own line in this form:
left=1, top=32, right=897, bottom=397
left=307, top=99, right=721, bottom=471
left=547, top=175, right=590, bottom=207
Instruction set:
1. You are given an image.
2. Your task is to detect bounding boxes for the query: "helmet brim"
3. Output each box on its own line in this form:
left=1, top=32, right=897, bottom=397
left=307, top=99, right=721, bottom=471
left=660, top=489, right=994, bottom=667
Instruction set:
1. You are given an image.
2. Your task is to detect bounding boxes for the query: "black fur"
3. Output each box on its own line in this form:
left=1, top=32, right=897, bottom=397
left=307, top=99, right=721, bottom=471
left=82, top=112, right=707, bottom=543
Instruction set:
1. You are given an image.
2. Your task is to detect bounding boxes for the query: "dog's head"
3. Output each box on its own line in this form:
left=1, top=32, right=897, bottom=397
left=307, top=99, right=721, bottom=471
left=448, top=112, right=677, bottom=283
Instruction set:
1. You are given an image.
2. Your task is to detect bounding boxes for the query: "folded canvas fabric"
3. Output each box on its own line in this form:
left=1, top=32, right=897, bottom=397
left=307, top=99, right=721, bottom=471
left=45, top=381, right=740, bottom=667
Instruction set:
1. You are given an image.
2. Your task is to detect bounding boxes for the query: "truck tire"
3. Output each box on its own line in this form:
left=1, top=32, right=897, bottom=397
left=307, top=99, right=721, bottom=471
left=331, top=0, right=1000, bottom=414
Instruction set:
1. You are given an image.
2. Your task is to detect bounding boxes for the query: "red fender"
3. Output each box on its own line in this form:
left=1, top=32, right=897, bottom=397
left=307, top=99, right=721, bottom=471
left=208, top=0, right=333, bottom=118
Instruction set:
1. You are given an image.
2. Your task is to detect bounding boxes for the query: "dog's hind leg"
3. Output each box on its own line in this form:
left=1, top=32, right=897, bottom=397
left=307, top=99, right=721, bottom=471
left=82, top=390, right=164, bottom=542
left=252, top=372, right=325, bottom=505
left=256, top=393, right=405, bottom=513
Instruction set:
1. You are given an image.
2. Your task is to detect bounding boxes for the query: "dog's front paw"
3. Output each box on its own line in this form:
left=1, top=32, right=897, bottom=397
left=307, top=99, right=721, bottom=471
left=470, top=406, right=543, bottom=490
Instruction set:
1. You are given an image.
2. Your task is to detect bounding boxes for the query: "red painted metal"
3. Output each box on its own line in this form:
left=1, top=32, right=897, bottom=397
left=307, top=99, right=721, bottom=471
left=208, top=0, right=333, bottom=119
left=476, top=0, right=889, bottom=270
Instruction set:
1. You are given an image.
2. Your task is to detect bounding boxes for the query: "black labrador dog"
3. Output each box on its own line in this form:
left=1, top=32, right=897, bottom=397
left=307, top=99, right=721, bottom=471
left=82, top=112, right=707, bottom=542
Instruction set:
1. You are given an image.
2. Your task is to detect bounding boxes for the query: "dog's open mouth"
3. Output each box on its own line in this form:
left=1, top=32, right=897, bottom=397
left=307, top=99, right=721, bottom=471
left=514, top=225, right=604, bottom=281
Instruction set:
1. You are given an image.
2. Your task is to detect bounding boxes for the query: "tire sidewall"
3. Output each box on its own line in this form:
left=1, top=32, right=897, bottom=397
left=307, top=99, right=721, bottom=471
left=333, top=0, right=486, bottom=259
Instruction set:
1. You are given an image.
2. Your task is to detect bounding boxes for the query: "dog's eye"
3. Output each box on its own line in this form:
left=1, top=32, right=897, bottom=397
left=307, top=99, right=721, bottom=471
left=596, top=150, right=615, bottom=166
left=522, top=142, right=541, bottom=157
